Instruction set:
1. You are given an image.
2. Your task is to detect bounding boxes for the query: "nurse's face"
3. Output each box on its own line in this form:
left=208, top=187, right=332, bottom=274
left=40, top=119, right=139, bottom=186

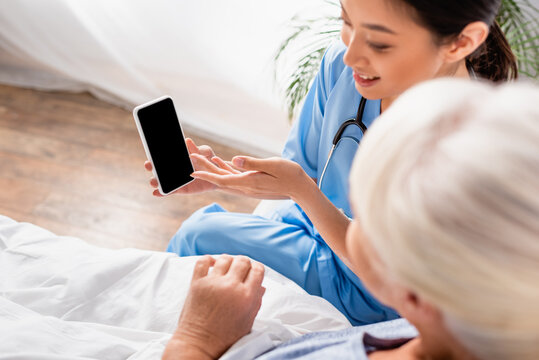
left=340, top=0, right=450, bottom=106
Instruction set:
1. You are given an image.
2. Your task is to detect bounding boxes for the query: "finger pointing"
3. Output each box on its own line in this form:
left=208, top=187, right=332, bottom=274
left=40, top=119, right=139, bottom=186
left=212, top=156, right=241, bottom=174
left=232, top=156, right=279, bottom=173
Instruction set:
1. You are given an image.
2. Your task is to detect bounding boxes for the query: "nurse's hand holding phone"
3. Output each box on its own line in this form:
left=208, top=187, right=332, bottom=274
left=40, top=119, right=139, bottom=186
left=144, top=136, right=312, bottom=200
left=144, top=138, right=219, bottom=197
left=135, top=96, right=248, bottom=197
left=146, top=142, right=314, bottom=200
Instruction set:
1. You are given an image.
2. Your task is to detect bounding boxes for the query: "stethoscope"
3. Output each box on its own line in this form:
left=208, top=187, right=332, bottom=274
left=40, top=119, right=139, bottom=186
left=318, top=96, right=367, bottom=189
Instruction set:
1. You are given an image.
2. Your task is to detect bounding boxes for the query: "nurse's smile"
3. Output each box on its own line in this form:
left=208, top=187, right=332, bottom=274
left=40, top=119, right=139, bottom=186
left=353, top=71, right=381, bottom=87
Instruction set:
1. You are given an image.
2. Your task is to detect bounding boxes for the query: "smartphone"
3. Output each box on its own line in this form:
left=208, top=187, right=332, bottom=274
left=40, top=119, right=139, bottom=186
left=133, top=96, right=194, bottom=195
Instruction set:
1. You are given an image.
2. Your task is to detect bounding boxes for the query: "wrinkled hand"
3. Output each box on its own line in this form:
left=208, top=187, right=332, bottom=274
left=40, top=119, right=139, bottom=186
left=190, top=155, right=312, bottom=200
left=145, top=138, right=218, bottom=196
left=163, top=255, right=265, bottom=360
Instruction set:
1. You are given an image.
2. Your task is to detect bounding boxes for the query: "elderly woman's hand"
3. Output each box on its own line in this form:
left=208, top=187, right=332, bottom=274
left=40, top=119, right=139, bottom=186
left=162, top=255, right=266, bottom=360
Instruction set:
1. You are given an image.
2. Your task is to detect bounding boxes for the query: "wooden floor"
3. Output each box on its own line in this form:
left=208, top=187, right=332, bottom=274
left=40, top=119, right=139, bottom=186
left=0, top=84, right=259, bottom=251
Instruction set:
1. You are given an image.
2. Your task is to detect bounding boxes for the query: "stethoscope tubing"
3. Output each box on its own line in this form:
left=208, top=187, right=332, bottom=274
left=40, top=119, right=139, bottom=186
left=318, top=144, right=336, bottom=188
left=319, top=96, right=368, bottom=189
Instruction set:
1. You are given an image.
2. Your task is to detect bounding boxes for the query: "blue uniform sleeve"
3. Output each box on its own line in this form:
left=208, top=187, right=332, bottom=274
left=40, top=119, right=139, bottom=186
left=281, top=41, right=348, bottom=179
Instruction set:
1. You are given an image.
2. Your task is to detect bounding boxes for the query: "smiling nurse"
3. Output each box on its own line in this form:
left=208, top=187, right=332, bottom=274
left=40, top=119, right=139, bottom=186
left=145, top=0, right=517, bottom=325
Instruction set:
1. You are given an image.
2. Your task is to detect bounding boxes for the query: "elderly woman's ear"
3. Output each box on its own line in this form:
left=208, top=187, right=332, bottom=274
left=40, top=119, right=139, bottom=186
left=398, top=291, right=441, bottom=324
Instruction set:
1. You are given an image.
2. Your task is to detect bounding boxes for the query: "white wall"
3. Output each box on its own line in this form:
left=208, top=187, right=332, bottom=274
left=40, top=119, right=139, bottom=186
left=0, top=0, right=338, bottom=156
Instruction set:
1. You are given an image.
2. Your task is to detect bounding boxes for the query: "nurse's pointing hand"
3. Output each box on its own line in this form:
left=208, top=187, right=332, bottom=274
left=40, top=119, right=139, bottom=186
left=232, top=156, right=296, bottom=174
left=191, top=156, right=314, bottom=200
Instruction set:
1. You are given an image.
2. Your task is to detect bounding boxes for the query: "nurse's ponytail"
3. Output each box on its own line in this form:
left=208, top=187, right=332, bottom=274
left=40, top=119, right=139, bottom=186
left=467, top=20, right=518, bottom=81
left=393, top=0, right=518, bottom=81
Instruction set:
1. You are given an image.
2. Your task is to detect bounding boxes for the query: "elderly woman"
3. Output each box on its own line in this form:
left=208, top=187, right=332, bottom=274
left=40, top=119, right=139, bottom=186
left=163, top=78, right=539, bottom=360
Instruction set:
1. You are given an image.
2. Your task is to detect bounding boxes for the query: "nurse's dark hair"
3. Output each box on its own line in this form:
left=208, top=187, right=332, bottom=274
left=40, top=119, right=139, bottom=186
left=392, top=0, right=518, bottom=81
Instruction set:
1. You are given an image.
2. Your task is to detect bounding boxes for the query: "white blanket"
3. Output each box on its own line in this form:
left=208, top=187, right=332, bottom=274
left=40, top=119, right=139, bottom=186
left=0, top=215, right=350, bottom=359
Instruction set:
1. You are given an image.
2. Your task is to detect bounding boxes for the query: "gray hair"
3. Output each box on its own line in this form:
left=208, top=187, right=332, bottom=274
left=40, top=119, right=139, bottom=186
left=350, top=78, right=539, bottom=360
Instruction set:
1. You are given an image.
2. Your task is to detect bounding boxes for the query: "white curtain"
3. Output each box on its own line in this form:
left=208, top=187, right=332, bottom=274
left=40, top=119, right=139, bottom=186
left=0, top=0, right=337, bottom=156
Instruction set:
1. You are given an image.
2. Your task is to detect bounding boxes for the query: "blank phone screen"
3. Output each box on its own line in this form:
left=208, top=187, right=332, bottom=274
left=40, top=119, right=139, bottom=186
left=136, top=97, right=194, bottom=194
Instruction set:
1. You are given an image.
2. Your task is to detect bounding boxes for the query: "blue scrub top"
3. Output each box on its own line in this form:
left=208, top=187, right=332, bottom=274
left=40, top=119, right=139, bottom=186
left=282, top=41, right=381, bottom=218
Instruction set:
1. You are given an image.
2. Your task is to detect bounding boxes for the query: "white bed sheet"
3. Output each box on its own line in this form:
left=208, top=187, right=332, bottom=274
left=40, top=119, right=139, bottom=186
left=0, top=215, right=351, bottom=359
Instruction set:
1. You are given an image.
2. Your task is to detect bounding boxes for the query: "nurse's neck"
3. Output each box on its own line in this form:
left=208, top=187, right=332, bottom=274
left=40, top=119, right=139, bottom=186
left=380, top=61, right=471, bottom=113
